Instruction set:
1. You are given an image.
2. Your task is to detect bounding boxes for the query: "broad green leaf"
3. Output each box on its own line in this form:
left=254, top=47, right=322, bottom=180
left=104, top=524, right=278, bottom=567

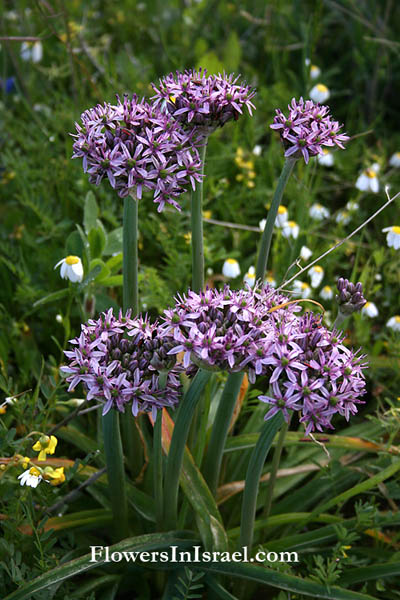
left=103, top=227, right=123, bottom=255
left=105, top=253, right=123, bottom=272
left=98, top=275, right=123, bottom=287
left=2, top=532, right=200, bottom=600
left=33, top=288, right=70, bottom=308
left=83, top=191, right=99, bottom=234
left=88, top=226, right=107, bottom=259
left=78, top=264, right=102, bottom=290
left=88, top=258, right=110, bottom=282
left=65, top=230, right=84, bottom=257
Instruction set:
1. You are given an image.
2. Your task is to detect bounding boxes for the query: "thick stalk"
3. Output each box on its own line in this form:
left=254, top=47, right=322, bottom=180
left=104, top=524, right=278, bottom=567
left=239, top=412, right=283, bottom=553
left=263, top=417, right=290, bottom=521
left=123, top=193, right=139, bottom=314
left=102, top=409, right=129, bottom=540
left=191, top=142, right=207, bottom=292
left=153, top=410, right=164, bottom=530
left=164, top=369, right=212, bottom=530
left=255, top=157, right=297, bottom=281
left=203, top=371, right=244, bottom=496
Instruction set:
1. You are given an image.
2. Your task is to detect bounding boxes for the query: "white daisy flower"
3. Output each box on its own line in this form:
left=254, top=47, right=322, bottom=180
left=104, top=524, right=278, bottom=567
left=274, top=205, right=289, bottom=228
left=355, top=167, right=379, bottom=193
left=222, top=258, right=240, bottom=278
left=54, top=256, right=84, bottom=283
left=317, top=148, right=334, bottom=166
left=308, top=265, right=324, bottom=288
left=389, top=152, right=400, bottom=168
left=243, top=266, right=256, bottom=288
left=21, top=41, right=43, bottom=63
left=18, top=467, right=43, bottom=488
left=300, top=246, right=313, bottom=261
left=320, top=285, right=333, bottom=300
left=293, top=280, right=312, bottom=299
left=281, top=220, right=299, bottom=239
left=309, top=83, right=330, bottom=103
left=382, top=226, right=400, bottom=250
left=309, top=203, right=330, bottom=220
left=387, top=316, right=400, bottom=332
left=264, top=275, right=276, bottom=288
left=335, top=210, right=351, bottom=225
left=252, top=145, right=262, bottom=156
left=361, top=302, right=379, bottom=318
left=310, top=64, right=321, bottom=80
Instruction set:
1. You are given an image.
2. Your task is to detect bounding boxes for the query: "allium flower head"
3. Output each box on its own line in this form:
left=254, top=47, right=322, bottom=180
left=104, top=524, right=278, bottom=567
left=61, top=309, right=182, bottom=418
left=270, top=97, right=349, bottom=164
left=151, top=69, right=256, bottom=136
left=71, top=95, right=203, bottom=212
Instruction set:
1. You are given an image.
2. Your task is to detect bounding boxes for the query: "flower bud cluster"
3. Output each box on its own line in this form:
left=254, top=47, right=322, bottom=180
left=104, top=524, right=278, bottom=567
left=270, top=97, right=349, bottom=163
left=335, top=278, right=367, bottom=316
left=71, top=95, right=203, bottom=212
left=61, top=309, right=182, bottom=418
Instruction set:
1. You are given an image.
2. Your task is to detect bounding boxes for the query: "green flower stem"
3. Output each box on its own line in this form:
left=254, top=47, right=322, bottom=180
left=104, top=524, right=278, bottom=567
left=255, top=157, right=297, bottom=281
left=164, top=369, right=212, bottom=530
left=123, top=193, right=139, bottom=314
left=153, top=410, right=164, bottom=530
left=333, top=312, right=347, bottom=330
left=239, top=412, right=284, bottom=553
left=191, top=142, right=207, bottom=292
left=203, top=371, right=244, bottom=496
left=262, top=416, right=290, bottom=521
left=102, top=409, right=129, bottom=540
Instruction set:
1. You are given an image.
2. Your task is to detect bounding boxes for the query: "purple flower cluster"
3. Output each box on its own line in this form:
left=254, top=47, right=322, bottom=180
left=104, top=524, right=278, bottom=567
left=61, top=309, right=182, bottom=418
left=159, top=283, right=367, bottom=434
left=270, top=97, right=349, bottom=163
left=71, top=94, right=203, bottom=211
left=151, top=69, right=256, bottom=135
left=336, top=278, right=367, bottom=316
left=259, top=312, right=367, bottom=434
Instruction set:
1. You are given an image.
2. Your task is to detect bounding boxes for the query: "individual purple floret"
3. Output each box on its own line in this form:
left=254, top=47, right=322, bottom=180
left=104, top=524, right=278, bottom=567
left=335, top=278, right=367, bottom=316
left=259, top=312, right=368, bottom=435
left=270, top=97, right=349, bottom=164
left=151, top=69, right=256, bottom=136
left=71, top=94, right=203, bottom=211
left=61, top=309, right=182, bottom=418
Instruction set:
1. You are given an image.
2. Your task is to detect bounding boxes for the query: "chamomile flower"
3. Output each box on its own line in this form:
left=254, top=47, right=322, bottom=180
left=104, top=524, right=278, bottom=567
left=320, top=285, right=333, bottom=300
left=18, top=466, right=43, bottom=488
left=252, top=144, right=262, bottom=156
left=308, top=265, right=324, bottom=288
left=346, top=200, right=359, bottom=212
left=281, top=220, right=299, bottom=239
left=310, top=64, right=321, bottom=80
left=336, top=210, right=351, bottom=225
left=309, top=83, right=330, bottom=103
left=355, top=167, right=379, bottom=193
left=54, top=256, right=84, bottom=283
left=361, top=302, right=378, bottom=318
left=20, top=41, right=43, bottom=63
left=317, top=148, right=334, bottom=166
left=300, top=246, right=313, bottom=261
left=264, top=275, right=277, bottom=288
left=387, top=316, right=400, bottom=332
left=222, top=258, right=241, bottom=278
left=389, top=152, right=400, bottom=168
left=309, top=203, right=330, bottom=221
left=275, top=205, right=289, bottom=228
left=32, top=435, right=58, bottom=461
left=382, top=226, right=400, bottom=250
left=243, top=266, right=256, bottom=288
left=293, top=280, right=312, bottom=299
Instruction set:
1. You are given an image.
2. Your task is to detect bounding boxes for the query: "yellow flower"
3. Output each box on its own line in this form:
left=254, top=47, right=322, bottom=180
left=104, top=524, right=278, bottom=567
left=43, top=466, right=66, bottom=486
left=202, top=210, right=212, bottom=220
left=0, top=406, right=6, bottom=415
left=183, top=232, right=191, bottom=244
left=32, top=435, right=58, bottom=461
left=19, top=456, right=31, bottom=469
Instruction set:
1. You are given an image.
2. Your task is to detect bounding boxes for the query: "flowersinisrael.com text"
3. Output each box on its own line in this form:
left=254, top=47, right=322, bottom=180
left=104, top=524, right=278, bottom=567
left=90, top=546, right=299, bottom=564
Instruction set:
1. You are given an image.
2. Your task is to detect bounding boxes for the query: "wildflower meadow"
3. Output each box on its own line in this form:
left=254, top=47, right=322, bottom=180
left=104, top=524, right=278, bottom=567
left=1, top=1, right=400, bottom=599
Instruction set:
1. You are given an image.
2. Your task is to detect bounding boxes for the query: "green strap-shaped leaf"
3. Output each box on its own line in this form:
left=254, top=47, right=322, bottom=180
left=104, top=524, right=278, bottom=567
left=3, top=532, right=200, bottom=600
left=190, top=562, right=377, bottom=600
left=340, top=562, right=400, bottom=585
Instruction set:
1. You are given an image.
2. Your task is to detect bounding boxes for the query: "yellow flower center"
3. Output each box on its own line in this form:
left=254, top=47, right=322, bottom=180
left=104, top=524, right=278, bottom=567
left=311, top=65, right=319, bottom=73
left=301, top=283, right=310, bottom=290
left=278, top=206, right=287, bottom=215
left=395, top=316, right=400, bottom=323
left=288, top=221, right=297, bottom=228
left=29, top=467, right=41, bottom=477
left=391, top=226, right=400, bottom=234
left=65, top=255, right=80, bottom=265
left=365, top=169, right=376, bottom=178
left=396, top=152, right=400, bottom=159
left=227, top=259, right=238, bottom=265
left=323, top=286, right=331, bottom=292
left=322, top=149, right=329, bottom=155
left=314, top=266, right=323, bottom=273
left=316, top=84, right=328, bottom=93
